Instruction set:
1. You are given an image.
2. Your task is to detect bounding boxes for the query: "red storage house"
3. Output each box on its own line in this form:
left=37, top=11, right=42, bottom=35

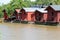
left=35, top=8, right=47, bottom=22
left=15, top=8, right=21, bottom=20
left=20, top=8, right=39, bottom=22
left=45, top=5, right=60, bottom=23
left=2, top=9, right=8, bottom=20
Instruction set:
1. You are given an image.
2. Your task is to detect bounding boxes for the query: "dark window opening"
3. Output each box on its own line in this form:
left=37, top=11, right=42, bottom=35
left=35, top=13, right=42, bottom=21
left=59, top=19, right=60, bottom=21
left=51, top=17, right=54, bottom=21
left=35, top=16, right=41, bottom=21
left=51, top=12, right=54, bottom=16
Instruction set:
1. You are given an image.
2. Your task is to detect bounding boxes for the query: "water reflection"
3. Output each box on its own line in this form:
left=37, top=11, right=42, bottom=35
left=0, top=23, right=60, bottom=40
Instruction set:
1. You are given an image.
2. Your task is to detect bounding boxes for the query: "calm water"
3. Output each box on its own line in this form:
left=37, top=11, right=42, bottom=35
left=0, top=23, right=60, bottom=40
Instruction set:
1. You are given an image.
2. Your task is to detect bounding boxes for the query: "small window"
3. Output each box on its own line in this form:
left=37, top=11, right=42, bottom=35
left=51, top=12, right=54, bottom=16
left=59, top=19, right=60, bottom=21
left=51, top=17, right=54, bottom=21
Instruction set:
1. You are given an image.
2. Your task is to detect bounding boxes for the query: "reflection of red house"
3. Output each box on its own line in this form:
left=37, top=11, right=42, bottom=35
left=20, top=8, right=39, bottom=22
left=46, top=5, right=60, bottom=23
left=35, top=8, right=47, bottom=22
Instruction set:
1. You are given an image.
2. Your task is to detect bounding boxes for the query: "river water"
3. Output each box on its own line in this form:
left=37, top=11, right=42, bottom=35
left=0, top=23, right=60, bottom=40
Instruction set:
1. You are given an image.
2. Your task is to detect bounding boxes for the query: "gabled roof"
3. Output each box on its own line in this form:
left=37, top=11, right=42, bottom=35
left=23, top=8, right=40, bottom=12
left=15, top=9, right=20, bottom=13
left=49, top=5, right=60, bottom=11
left=22, top=8, right=47, bottom=13
left=36, top=8, right=47, bottom=13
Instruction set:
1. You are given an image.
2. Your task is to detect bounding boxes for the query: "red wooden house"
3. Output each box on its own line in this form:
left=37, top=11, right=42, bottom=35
left=2, top=9, right=8, bottom=20
left=20, top=8, right=27, bottom=21
left=45, top=5, right=60, bottom=23
left=34, top=8, right=47, bottom=22
left=15, top=8, right=21, bottom=20
left=3, top=5, right=60, bottom=24
left=20, top=8, right=39, bottom=22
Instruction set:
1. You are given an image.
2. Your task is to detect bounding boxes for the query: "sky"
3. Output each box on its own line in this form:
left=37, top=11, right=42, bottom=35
left=0, top=0, right=11, bottom=5
left=30, top=0, right=36, bottom=2
left=0, top=0, right=36, bottom=5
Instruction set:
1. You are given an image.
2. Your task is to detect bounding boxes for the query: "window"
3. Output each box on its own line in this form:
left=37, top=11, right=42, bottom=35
left=35, top=15, right=41, bottom=21
left=59, top=19, right=60, bottom=21
left=51, top=17, right=54, bottom=21
left=51, top=12, right=54, bottom=16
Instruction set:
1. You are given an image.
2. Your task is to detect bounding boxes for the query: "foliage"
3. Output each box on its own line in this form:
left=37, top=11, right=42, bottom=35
left=0, top=0, right=31, bottom=18
left=0, top=0, right=60, bottom=18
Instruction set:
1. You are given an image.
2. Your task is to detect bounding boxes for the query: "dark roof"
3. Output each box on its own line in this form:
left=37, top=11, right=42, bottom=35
left=50, top=5, right=60, bottom=11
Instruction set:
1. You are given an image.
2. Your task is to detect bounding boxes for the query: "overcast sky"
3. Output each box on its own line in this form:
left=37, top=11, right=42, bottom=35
left=0, top=0, right=11, bottom=5
left=30, top=0, right=36, bottom=2
left=0, top=0, right=36, bottom=5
